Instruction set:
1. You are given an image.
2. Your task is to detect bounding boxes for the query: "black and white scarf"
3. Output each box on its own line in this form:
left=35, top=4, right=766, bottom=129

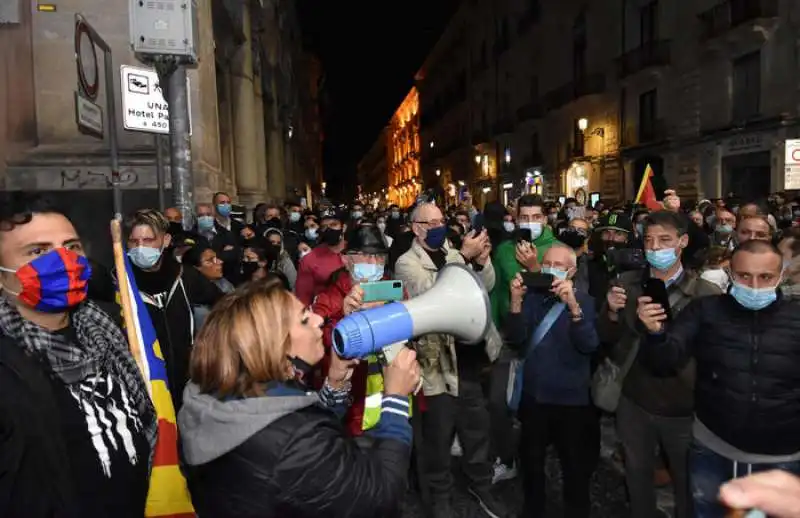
left=0, top=297, right=157, bottom=450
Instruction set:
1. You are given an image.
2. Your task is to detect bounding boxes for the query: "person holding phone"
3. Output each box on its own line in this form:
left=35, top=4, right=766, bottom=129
left=597, top=210, right=721, bottom=518
left=506, top=244, right=599, bottom=517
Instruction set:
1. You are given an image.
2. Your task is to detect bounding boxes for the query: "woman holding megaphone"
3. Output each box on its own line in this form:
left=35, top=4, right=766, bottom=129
left=178, top=277, right=421, bottom=518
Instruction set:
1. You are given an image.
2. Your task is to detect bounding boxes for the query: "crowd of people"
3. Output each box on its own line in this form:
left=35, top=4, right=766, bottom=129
left=3, top=186, right=800, bottom=518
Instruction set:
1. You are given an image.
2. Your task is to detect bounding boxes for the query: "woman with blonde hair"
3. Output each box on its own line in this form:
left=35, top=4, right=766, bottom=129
left=178, top=278, right=421, bottom=518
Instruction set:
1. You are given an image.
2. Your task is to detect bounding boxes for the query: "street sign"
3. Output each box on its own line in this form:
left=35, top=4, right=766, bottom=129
left=120, top=64, right=192, bottom=134
left=74, top=92, right=104, bottom=138
left=75, top=17, right=99, bottom=100
left=785, top=139, right=800, bottom=190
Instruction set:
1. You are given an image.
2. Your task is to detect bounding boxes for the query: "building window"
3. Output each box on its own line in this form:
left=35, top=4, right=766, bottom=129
left=640, top=1, right=658, bottom=45
left=732, top=51, right=761, bottom=121
left=573, top=120, right=585, bottom=157
left=639, top=89, right=658, bottom=141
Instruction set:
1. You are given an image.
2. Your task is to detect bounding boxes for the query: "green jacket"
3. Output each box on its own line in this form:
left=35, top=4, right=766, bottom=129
left=490, top=226, right=560, bottom=329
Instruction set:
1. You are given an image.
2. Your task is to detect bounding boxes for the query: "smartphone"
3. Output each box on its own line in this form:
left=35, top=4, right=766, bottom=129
left=520, top=272, right=555, bottom=293
left=515, top=228, right=532, bottom=243
left=641, top=277, right=672, bottom=321
left=362, top=280, right=404, bottom=303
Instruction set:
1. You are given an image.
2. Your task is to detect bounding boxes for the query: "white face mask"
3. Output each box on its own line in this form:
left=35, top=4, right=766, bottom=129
left=700, top=268, right=730, bottom=292
left=503, top=221, right=516, bottom=233
left=377, top=222, right=386, bottom=233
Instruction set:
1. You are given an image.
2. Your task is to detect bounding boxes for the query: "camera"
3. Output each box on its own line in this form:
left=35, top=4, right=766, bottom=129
left=605, top=247, right=648, bottom=273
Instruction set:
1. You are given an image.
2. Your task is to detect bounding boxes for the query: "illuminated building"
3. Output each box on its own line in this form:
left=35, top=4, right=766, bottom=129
left=387, top=88, right=421, bottom=207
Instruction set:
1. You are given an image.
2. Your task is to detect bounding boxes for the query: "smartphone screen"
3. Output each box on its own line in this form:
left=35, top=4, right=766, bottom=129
left=642, top=277, right=672, bottom=321
left=520, top=272, right=555, bottom=292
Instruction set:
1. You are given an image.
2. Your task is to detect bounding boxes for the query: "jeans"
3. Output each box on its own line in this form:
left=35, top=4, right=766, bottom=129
left=690, top=440, right=800, bottom=518
left=518, top=396, right=599, bottom=518
left=421, top=372, right=494, bottom=505
left=616, top=396, right=693, bottom=518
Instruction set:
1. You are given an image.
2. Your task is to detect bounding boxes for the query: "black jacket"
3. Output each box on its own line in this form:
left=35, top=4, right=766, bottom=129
left=182, top=386, right=410, bottom=518
left=644, top=292, right=800, bottom=454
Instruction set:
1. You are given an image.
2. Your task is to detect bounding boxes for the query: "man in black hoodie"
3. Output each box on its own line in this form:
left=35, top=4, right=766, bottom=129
left=125, top=209, right=222, bottom=411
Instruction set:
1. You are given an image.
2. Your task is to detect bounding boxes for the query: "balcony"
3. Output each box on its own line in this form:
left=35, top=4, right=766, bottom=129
left=616, top=40, right=672, bottom=79
left=542, top=73, right=607, bottom=112
left=698, top=0, right=778, bottom=40
left=492, top=118, right=516, bottom=135
left=620, top=119, right=669, bottom=148
left=516, top=101, right=544, bottom=123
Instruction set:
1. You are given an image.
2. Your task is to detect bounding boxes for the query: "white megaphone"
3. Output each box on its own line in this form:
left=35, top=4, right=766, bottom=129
left=332, top=263, right=491, bottom=363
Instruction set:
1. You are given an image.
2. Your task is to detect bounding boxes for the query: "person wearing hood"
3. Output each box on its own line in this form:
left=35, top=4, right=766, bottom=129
left=264, top=228, right=298, bottom=290
left=179, top=278, right=421, bottom=518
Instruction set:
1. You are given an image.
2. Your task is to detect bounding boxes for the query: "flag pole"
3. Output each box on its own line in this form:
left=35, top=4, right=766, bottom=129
left=634, top=164, right=652, bottom=204
left=110, top=218, right=144, bottom=375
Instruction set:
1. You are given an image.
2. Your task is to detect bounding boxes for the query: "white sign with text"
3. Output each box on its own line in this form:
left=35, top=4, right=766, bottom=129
left=120, top=65, right=192, bottom=135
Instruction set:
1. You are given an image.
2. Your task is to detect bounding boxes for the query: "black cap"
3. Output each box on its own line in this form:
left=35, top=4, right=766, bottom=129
left=345, top=225, right=388, bottom=255
left=595, top=213, right=633, bottom=233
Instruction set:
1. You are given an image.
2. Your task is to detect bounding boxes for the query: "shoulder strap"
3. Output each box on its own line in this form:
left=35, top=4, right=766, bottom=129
left=523, top=302, right=566, bottom=358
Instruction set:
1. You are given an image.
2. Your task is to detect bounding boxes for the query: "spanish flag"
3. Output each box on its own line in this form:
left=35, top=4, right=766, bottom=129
left=118, top=254, right=195, bottom=518
left=635, top=163, right=663, bottom=211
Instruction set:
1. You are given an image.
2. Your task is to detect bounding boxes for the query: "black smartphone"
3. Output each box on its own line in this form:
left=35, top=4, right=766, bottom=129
left=515, top=228, right=532, bottom=243
left=520, top=271, right=555, bottom=293
left=641, top=277, right=672, bottom=321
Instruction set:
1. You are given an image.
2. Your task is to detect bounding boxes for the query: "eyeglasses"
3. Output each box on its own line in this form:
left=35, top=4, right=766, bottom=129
left=414, top=218, right=445, bottom=228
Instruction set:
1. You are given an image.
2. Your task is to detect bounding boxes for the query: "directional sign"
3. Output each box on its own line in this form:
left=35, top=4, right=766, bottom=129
left=74, top=91, right=103, bottom=138
left=120, top=64, right=191, bottom=135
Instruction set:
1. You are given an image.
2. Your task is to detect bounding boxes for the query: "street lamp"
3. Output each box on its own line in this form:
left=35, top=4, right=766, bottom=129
left=474, top=155, right=481, bottom=164
left=436, top=169, right=441, bottom=177
left=578, top=118, right=588, bottom=131
left=430, top=141, right=435, bottom=148
left=504, top=147, right=511, bottom=164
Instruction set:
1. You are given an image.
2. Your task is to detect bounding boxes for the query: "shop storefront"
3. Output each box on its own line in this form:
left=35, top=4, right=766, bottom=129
left=564, top=161, right=595, bottom=205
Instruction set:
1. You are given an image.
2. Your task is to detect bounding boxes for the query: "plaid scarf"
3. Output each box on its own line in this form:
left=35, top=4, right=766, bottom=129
left=0, top=297, right=157, bottom=450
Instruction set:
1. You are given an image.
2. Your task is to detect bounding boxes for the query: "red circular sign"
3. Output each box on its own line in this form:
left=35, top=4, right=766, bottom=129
left=74, top=18, right=99, bottom=100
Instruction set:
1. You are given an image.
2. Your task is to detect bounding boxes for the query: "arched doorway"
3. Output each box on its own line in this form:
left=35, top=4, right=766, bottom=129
left=633, top=156, right=666, bottom=201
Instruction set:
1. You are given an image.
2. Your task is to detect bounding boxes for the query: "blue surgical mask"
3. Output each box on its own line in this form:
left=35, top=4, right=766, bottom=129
left=424, top=226, right=448, bottom=249
left=391, top=211, right=400, bottom=219
left=503, top=221, right=516, bottom=233
left=352, top=263, right=384, bottom=282
left=352, top=211, right=363, bottom=220
left=216, top=203, right=232, bottom=218
left=717, top=224, right=733, bottom=233
left=305, top=228, right=318, bottom=240
left=636, top=223, right=644, bottom=236
left=128, top=246, right=163, bottom=270
left=197, top=215, right=214, bottom=232
left=520, top=222, right=543, bottom=240
left=645, top=248, right=679, bottom=271
left=730, top=281, right=778, bottom=311
left=541, top=266, right=568, bottom=281
left=289, top=212, right=301, bottom=223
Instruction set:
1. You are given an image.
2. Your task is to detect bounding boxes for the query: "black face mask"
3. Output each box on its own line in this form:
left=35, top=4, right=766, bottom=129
left=320, top=228, right=342, bottom=246
left=287, top=355, right=315, bottom=383
left=559, top=228, right=587, bottom=250
left=265, top=217, right=282, bottom=229
left=168, top=221, right=183, bottom=237
left=241, top=261, right=260, bottom=280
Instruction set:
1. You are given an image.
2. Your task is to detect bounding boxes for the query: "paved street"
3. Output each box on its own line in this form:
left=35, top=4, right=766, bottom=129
left=400, top=416, right=677, bottom=517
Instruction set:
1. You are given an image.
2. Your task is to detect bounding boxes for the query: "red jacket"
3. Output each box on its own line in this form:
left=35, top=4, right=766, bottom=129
left=312, top=268, right=425, bottom=436
left=295, top=245, right=344, bottom=306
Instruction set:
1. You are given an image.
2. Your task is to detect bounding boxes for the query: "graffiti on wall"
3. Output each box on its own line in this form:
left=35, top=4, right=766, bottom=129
left=59, top=169, right=140, bottom=189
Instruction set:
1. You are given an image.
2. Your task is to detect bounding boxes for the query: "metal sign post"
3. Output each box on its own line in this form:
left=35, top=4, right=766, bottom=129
left=75, top=14, right=122, bottom=219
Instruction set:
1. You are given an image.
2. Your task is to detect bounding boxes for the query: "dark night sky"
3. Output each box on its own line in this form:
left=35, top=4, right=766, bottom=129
left=297, top=1, right=460, bottom=200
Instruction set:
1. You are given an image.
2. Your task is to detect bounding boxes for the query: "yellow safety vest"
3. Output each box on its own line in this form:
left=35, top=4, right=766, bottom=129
left=361, top=354, right=413, bottom=431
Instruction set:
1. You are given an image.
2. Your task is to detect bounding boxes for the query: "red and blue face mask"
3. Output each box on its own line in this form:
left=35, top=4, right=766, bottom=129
left=0, top=248, right=92, bottom=313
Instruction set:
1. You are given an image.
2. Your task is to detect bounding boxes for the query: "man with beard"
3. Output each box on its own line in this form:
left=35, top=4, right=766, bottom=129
left=296, top=212, right=347, bottom=305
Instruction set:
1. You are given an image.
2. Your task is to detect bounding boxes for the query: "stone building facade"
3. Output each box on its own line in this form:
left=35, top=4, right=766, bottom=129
left=415, top=0, right=800, bottom=205
left=0, top=0, right=323, bottom=222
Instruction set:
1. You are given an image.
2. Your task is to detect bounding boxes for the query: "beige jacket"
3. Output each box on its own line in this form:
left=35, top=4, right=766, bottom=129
left=394, top=240, right=496, bottom=397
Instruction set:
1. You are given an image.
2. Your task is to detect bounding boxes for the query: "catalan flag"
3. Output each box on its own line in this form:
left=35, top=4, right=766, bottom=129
left=635, top=163, right=663, bottom=212
left=118, top=254, right=195, bottom=518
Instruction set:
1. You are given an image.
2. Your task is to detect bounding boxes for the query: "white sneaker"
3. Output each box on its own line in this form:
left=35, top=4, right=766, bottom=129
left=491, top=458, right=517, bottom=484
left=450, top=436, right=463, bottom=457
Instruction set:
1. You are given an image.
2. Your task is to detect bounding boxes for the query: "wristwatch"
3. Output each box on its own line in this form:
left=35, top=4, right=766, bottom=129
left=570, top=306, right=584, bottom=322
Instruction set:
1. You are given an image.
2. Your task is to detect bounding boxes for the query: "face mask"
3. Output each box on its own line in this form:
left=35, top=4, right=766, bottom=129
left=541, top=266, right=568, bottom=281
left=129, top=246, right=163, bottom=270
left=730, top=281, right=778, bottom=311
left=645, top=248, right=679, bottom=271
left=503, top=221, right=516, bottom=233
left=520, top=222, right=543, bottom=240
left=559, top=228, right=586, bottom=249
left=391, top=211, right=400, bottom=219
left=266, top=217, right=282, bottom=229
left=216, top=203, right=232, bottom=218
left=635, top=223, right=644, bottom=236
left=289, top=212, right=301, bottom=223
left=197, top=215, right=214, bottom=232
left=320, top=228, right=342, bottom=246
left=377, top=223, right=386, bottom=232
left=352, top=263, right=384, bottom=282
left=305, top=228, right=318, bottom=240
left=241, top=261, right=261, bottom=279
left=299, top=249, right=312, bottom=260
left=717, top=224, right=733, bottom=233
left=424, top=226, right=448, bottom=249
left=700, top=269, right=730, bottom=292
left=0, top=249, right=91, bottom=313
left=351, top=211, right=363, bottom=220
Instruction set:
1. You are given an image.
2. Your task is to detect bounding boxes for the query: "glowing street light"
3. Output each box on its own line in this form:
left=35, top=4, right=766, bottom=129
left=577, top=118, right=588, bottom=131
